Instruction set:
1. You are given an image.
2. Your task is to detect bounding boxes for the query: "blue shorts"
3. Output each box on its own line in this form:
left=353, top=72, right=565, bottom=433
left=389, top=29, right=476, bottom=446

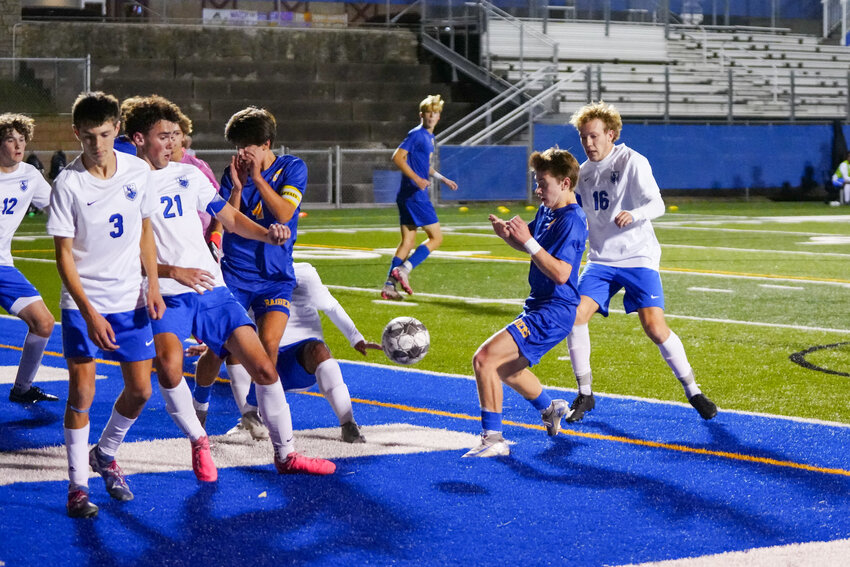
left=0, top=266, right=41, bottom=316
left=398, top=195, right=439, bottom=227
left=151, top=287, right=255, bottom=358
left=577, top=264, right=665, bottom=316
left=276, top=338, right=323, bottom=392
left=504, top=302, right=575, bottom=367
left=224, top=276, right=295, bottom=319
left=61, top=307, right=155, bottom=362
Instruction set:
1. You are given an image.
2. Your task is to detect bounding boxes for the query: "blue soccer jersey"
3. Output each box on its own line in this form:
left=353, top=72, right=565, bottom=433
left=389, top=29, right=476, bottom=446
left=524, top=203, right=587, bottom=310
left=218, top=154, right=306, bottom=286
left=397, top=125, right=434, bottom=202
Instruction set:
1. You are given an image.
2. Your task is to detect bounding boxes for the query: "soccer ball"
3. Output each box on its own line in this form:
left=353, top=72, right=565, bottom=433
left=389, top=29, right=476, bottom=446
left=381, top=316, right=430, bottom=365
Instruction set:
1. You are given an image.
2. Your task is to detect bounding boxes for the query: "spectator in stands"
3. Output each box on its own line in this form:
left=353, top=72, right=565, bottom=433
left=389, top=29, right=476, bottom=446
left=380, top=94, right=458, bottom=301
left=832, top=150, right=850, bottom=205
left=48, top=150, right=66, bottom=181
left=564, top=100, right=717, bottom=423
left=25, top=152, right=44, bottom=173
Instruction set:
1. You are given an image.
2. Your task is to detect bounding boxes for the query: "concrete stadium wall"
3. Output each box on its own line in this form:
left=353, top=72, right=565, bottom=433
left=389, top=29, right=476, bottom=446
left=534, top=123, right=850, bottom=191
left=13, top=21, right=418, bottom=64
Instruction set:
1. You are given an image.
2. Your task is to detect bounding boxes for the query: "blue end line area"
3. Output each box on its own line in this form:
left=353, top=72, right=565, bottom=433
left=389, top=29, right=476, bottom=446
left=2, top=318, right=850, bottom=566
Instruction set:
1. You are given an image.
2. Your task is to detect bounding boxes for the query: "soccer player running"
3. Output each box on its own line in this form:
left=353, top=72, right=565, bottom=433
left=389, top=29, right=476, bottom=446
left=47, top=92, right=166, bottom=518
left=196, top=262, right=381, bottom=443
left=380, top=94, right=458, bottom=300
left=0, top=113, right=57, bottom=404
left=565, top=101, right=717, bottom=423
left=465, top=148, right=587, bottom=458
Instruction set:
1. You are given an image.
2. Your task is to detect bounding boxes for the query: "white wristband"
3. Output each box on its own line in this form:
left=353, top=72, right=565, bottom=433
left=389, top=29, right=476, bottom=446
left=523, top=238, right=542, bottom=256
left=433, top=171, right=447, bottom=183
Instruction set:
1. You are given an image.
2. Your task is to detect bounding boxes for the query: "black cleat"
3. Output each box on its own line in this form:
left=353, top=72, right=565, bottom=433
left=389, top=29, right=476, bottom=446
left=689, top=394, right=718, bottom=420
left=565, top=393, right=595, bottom=423
left=9, top=385, right=59, bottom=404
left=67, top=489, right=99, bottom=518
left=341, top=421, right=366, bottom=443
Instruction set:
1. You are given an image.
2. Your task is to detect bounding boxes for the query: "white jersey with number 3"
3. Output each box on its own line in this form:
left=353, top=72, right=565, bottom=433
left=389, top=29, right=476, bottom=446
left=575, top=143, right=665, bottom=270
left=0, top=162, right=51, bottom=266
left=149, top=162, right=227, bottom=296
left=280, top=263, right=364, bottom=348
left=47, top=150, right=155, bottom=313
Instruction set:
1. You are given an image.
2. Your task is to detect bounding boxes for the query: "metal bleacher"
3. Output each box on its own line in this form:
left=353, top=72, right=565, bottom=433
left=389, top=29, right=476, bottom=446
left=477, top=11, right=850, bottom=121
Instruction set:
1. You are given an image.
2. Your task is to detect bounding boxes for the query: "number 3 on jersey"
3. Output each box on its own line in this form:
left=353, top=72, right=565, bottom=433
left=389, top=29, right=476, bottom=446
left=592, top=191, right=609, bottom=211
left=108, top=213, right=123, bottom=238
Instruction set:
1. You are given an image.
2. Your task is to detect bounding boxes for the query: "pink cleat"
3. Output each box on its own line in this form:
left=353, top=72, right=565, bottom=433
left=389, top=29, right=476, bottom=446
left=191, top=436, right=218, bottom=482
left=390, top=266, right=413, bottom=295
left=274, top=452, right=336, bottom=476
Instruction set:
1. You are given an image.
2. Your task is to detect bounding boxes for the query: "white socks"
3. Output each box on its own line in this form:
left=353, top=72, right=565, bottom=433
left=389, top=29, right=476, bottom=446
left=159, top=378, right=206, bottom=442
left=315, top=359, right=353, bottom=425
left=97, top=405, right=136, bottom=458
left=227, top=362, right=253, bottom=414
left=657, top=331, right=701, bottom=398
left=65, top=423, right=90, bottom=491
left=567, top=324, right=593, bottom=394
left=254, top=381, right=295, bottom=459
left=14, top=332, right=48, bottom=392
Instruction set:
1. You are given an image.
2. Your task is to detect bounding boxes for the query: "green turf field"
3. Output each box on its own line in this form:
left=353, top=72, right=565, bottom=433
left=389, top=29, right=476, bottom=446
left=11, top=200, right=850, bottom=423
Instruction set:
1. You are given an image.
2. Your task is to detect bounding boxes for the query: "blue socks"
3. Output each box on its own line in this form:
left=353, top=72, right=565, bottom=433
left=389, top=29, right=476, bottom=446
left=529, top=391, right=553, bottom=412
left=386, top=256, right=403, bottom=282
left=407, top=244, right=431, bottom=269
left=193, top=383, right=212, bottom=405
left=481, top=410, right=503, bottom=433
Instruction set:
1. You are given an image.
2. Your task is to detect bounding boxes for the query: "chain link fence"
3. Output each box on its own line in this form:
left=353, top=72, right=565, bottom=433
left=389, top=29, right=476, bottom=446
left=0, top=57, right=89, bottom=115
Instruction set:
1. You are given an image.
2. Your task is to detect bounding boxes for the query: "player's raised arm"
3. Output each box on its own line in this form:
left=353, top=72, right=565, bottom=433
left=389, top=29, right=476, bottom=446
left=214, top=201, right=290, bottom=245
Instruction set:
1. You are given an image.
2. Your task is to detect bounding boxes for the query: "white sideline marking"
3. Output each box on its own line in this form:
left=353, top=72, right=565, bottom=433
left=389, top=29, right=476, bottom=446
left=0, top=365, right=107, bottom=384
left=619, top=538, right=850, bottom=567
left=759, top=284, right=805, bottom=291
left=665, top=243, right=850, bottom=258
left=688, top=287, right=734, bottom=293
left=337, top=359, right=850, bottom=430
left=373, top=299, right=419, bottom=306
left=0, top=424, right=480, bottom=486
left=326, top=283, right=850, bottom=335
left=801, top=236, right=850, bottom=245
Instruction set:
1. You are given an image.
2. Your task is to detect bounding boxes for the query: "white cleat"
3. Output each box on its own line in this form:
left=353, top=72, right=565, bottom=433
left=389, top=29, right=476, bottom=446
left=462, top=432, right=510, bottom=458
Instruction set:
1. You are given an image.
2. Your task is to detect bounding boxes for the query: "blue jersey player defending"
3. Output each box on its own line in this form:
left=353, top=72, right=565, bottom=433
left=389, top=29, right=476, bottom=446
left=464, top=148, right=587, bottom=458
left=48, top=92, right=167, bottom=517
left=565, top=101, right=717, bottom=423
left=381, top=95, right=458, bottom=300
left=0, top=113, right=57, bottom=404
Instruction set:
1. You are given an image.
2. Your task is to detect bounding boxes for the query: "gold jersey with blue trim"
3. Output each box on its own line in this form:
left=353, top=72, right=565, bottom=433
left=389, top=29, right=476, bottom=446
left=218, top=154, right=306, bottom=284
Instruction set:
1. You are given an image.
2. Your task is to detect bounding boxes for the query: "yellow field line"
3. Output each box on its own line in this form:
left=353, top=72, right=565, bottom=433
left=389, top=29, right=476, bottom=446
left=297, top=391, right=850, bottom=477
left=7, top=343, right=849, bottom=477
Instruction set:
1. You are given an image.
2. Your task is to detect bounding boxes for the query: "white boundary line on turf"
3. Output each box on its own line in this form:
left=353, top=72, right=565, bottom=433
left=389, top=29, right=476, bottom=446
left=339, top=358, right=850, bottom=430
left=327, top=283, right=850, bottom=334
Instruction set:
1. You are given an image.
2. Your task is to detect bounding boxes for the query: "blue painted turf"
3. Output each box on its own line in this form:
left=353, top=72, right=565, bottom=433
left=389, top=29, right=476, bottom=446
left=2, top=318, right=850, bottom=566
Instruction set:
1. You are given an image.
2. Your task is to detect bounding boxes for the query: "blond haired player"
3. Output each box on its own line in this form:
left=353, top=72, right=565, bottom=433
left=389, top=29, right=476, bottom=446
left=565, top=101, right=717, bottom=423
left=381, top=95, right=458, bottom=300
